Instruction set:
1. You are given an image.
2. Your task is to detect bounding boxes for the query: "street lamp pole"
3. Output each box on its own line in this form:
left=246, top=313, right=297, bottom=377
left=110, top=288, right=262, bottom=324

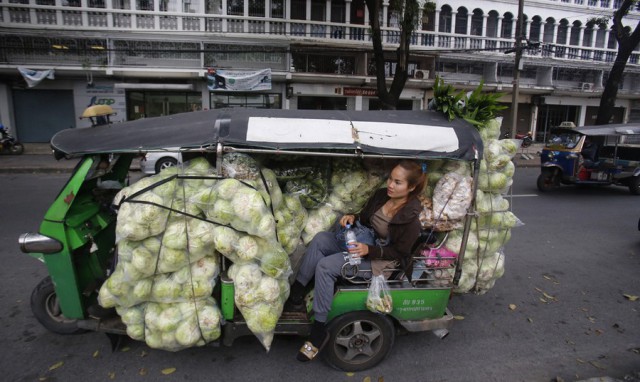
left=510, top=0, right=525, bottom=137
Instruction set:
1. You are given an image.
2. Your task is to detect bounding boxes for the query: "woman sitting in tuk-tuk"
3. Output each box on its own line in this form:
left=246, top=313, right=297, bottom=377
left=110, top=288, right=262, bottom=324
left=288, top=160, right=426, bottom=362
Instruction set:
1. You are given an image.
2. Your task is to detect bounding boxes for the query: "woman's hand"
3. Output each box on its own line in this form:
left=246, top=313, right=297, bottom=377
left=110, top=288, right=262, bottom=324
left=340, top=214, right=356, bottom=227
left=348, top=242, right=369, bottom=258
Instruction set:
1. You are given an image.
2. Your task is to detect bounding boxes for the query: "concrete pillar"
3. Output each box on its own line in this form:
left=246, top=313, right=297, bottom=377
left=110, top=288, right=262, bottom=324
left=497, top=16, right=503, bottom=38
left=451, top=11, right=457, bottom=34
left=481, top=14, right=487, bottom=48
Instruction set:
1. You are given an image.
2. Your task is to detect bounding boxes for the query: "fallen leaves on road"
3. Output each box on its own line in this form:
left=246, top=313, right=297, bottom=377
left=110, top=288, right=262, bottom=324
left=588, top=360, right=606, bottom=370
left=509, top=304, right=517, bottom=311
left=107, top=371, right=116, bottom=379
left=453, top=315, right=465, bottom=320
left=527, top=317, right=533, bottom=323
left=48, top=361, right=64, bottom=371
left=542, top=274, right=560, bottom=285
left=623, top=294, right=638, bottom=301
left=139, top=368, right=148, bottom=376
left=120, top=346, right=130, bottom=352
left=535, top=287, right=557, bottom=303
left=161, top=367, right=177, bottom=375
left=93, top=350, right=100, bottom=358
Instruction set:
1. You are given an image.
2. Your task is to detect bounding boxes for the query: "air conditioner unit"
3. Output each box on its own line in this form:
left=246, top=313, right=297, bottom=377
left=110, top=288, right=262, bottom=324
left=414, top=69, right=429, bottom=79
left=580, top=82, right=594, bottom=91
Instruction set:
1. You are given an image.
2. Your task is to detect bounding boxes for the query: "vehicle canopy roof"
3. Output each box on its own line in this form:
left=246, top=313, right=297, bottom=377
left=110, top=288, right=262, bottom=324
left=551, top=123, right=640, bottom=137
left=51, top=109, right=483, bottom=161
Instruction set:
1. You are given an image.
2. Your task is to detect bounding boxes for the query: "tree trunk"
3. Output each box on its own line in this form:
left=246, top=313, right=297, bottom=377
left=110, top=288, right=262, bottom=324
left=595, top=0, right=640, bottom=125
left=365, top=0, right=415, bottom=110
left=595, top=46, right=633, bottom=125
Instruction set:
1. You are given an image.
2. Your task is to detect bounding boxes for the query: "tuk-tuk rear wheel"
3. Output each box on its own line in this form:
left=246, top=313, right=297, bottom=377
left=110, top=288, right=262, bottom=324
left=537, top=173, right=557, bottom=192
left=629, top=176, right=640, bottom=195
left=324, top=311, right=395, bottom=372
left=31, top=277, right=85, bottom=335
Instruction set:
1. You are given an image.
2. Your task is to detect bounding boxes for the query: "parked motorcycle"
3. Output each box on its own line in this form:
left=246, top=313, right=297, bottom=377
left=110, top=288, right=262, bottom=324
left=0, top=124, right=24, bottom=155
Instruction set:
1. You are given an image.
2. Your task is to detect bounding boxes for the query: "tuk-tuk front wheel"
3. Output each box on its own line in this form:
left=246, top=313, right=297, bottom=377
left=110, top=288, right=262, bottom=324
left=537, top=173, right=558, bottom=192
left=324, top=311, right=395, bottom=372
left=31, top=277, right=84, bottom=335
left=629, top=176, right=640, bottom=195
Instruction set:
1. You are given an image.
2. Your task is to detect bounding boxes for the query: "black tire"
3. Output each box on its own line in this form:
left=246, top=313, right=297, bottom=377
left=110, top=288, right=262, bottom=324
left=30, top=277, right=84, bottom=335
left=324, top=311, right=395, bottom=372
left=10, top=143, right=24, bottom=155
left=537, top=173, right=557, bottom=192
left=629, top=176, right=640, bottom=195
left=154, top=157, right=178, bottom=174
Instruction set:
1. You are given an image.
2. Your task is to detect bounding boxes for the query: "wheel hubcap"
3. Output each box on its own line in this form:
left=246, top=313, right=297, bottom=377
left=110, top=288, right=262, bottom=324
left=334, top=320, right=382, bottom=362
left=45, top=293, right=74, bottom=324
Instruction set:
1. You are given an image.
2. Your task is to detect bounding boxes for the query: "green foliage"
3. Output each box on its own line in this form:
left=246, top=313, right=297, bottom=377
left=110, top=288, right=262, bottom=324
left=431, top=77, right=506, bottom=129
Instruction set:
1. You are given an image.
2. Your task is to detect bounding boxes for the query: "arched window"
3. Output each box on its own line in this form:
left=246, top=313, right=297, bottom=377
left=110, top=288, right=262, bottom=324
left=455, top=7, right=468, bottom=34
left=520, top=14, right=528, bottom=39
left=486, top=10, right=498, bottom=37
left=471, top=9, right=483, bottom=36
left=502, top=12, right=513, bottom=38
left=439, top=5, right=452, bottom=33
left=530, top=16, right=542, bottom=42
left=569, top=20, right=581, bottom=46
left=556, top=19, right=569, bottom=45
left=595, top=23, right=606, bottom=48
left=583, top=21, right=595, bottom=47
left=543, top=17, right=554, bottom=43
left=607, top=27, right=617, bottom=49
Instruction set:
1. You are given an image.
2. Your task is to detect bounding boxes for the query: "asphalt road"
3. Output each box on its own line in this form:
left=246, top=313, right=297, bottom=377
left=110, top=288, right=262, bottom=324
left=0, top=168, right=638, bottom=382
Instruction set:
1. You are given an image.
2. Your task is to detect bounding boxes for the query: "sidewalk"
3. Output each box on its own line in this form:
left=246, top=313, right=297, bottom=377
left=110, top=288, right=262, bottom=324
left=0, top=143, right=542, bottom=174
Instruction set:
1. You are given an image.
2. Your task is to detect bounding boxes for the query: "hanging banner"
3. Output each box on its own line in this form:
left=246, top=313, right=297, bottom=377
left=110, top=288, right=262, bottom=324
left=18, top=67, right=55, bottom=88
left=207, top=68, right=271, bottom=91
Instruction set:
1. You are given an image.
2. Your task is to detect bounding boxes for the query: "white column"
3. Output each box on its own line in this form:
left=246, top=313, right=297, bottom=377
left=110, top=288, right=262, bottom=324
left=525, top=20, right=532, bottom=40
left=244, top=0, right=249, bottom=32
left=285, top=0, right=290, bottom=34
left=382, top=0, right=388, bottom=27
left=434, top=9, right=440, bottom=46
left=552, top=22, right=558, bottom=44
left=106, top=0, right=114, bottom=28
left=154, top=0, right=161, bottom=30
left=222, top=0, right=228, bottom=34
left=81, top=0, right=89, bottom=26
left=55, top=0, right=63, bottom=25
left=497, top=16, right=503, bottom=38
left=306, top=0, right=312, bottom=35
left=465, top=12, right=471, bottom=48
left=481, top=14, right=487, bottom=49
left=450, top=11, right=456, bottom=34
left=539, top=21, right=546, bottom=42
left=511, top=17, right=517, bottom=39
left=265, top=0, right=271, bottom=33
left=578, top=26, right=585, bottom=46
left=345, top=0, right=351, bottom=24
left=325, top=0, right=331, bottom=38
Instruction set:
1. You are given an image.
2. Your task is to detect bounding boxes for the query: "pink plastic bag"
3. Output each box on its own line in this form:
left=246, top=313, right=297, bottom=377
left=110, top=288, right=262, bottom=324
left=421, top=247, right=458, bottom=268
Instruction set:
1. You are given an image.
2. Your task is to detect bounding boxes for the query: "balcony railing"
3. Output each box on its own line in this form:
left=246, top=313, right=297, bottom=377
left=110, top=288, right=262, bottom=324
left=1, top=3, right=639, bottom=70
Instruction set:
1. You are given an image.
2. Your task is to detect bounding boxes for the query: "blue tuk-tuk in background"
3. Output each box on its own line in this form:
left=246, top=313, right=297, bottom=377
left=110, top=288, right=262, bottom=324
left=537, top=123, right=640, bottom=195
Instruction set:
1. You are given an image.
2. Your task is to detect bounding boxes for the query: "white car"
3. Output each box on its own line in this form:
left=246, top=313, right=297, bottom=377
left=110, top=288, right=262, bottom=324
left=139, top=150, right=182, bottom=174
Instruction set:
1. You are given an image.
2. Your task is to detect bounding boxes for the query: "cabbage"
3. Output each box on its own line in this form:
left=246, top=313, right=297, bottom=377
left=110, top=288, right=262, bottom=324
left=500, top=139, right=519, bottom=157
left=302, top=205, right=339, bottom=245
left=453, top=260, right=478, bottom=293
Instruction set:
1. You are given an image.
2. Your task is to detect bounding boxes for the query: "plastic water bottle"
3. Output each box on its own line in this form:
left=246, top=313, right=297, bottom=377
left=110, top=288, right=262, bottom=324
left=345, top=224, right=361, bottom=265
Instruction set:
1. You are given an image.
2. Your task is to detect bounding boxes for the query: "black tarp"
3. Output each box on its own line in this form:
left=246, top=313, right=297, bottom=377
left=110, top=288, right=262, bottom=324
left=51, top=109, right=483, bottom=161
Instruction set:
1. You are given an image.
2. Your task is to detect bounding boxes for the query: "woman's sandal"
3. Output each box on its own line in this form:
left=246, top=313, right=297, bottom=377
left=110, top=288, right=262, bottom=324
left=296, top=332, right=329, bottom=362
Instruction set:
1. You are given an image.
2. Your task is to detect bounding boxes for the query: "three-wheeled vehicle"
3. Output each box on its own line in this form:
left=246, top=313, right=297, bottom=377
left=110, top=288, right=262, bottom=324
left=19, top=109, right=483, bottom=371
left=537, top=123, right=640, bottom=195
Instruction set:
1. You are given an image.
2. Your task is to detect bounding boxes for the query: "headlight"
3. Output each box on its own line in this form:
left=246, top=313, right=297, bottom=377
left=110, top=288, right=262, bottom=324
left=19, top=233, right=63, bottom=254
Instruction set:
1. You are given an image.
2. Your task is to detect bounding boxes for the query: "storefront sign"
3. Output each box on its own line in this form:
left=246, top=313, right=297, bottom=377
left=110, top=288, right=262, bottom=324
left=343, top=87, right=378, bottom=97
left=207, top=69, right=272, bottom=91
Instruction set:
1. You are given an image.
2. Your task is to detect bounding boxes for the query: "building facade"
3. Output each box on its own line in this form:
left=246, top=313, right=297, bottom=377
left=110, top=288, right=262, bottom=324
left=1, top=0, right=639, bottom=142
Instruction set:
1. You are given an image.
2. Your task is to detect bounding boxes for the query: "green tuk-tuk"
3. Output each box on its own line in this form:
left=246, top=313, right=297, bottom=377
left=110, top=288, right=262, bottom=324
left=19, top=109, right=483, bottom=371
